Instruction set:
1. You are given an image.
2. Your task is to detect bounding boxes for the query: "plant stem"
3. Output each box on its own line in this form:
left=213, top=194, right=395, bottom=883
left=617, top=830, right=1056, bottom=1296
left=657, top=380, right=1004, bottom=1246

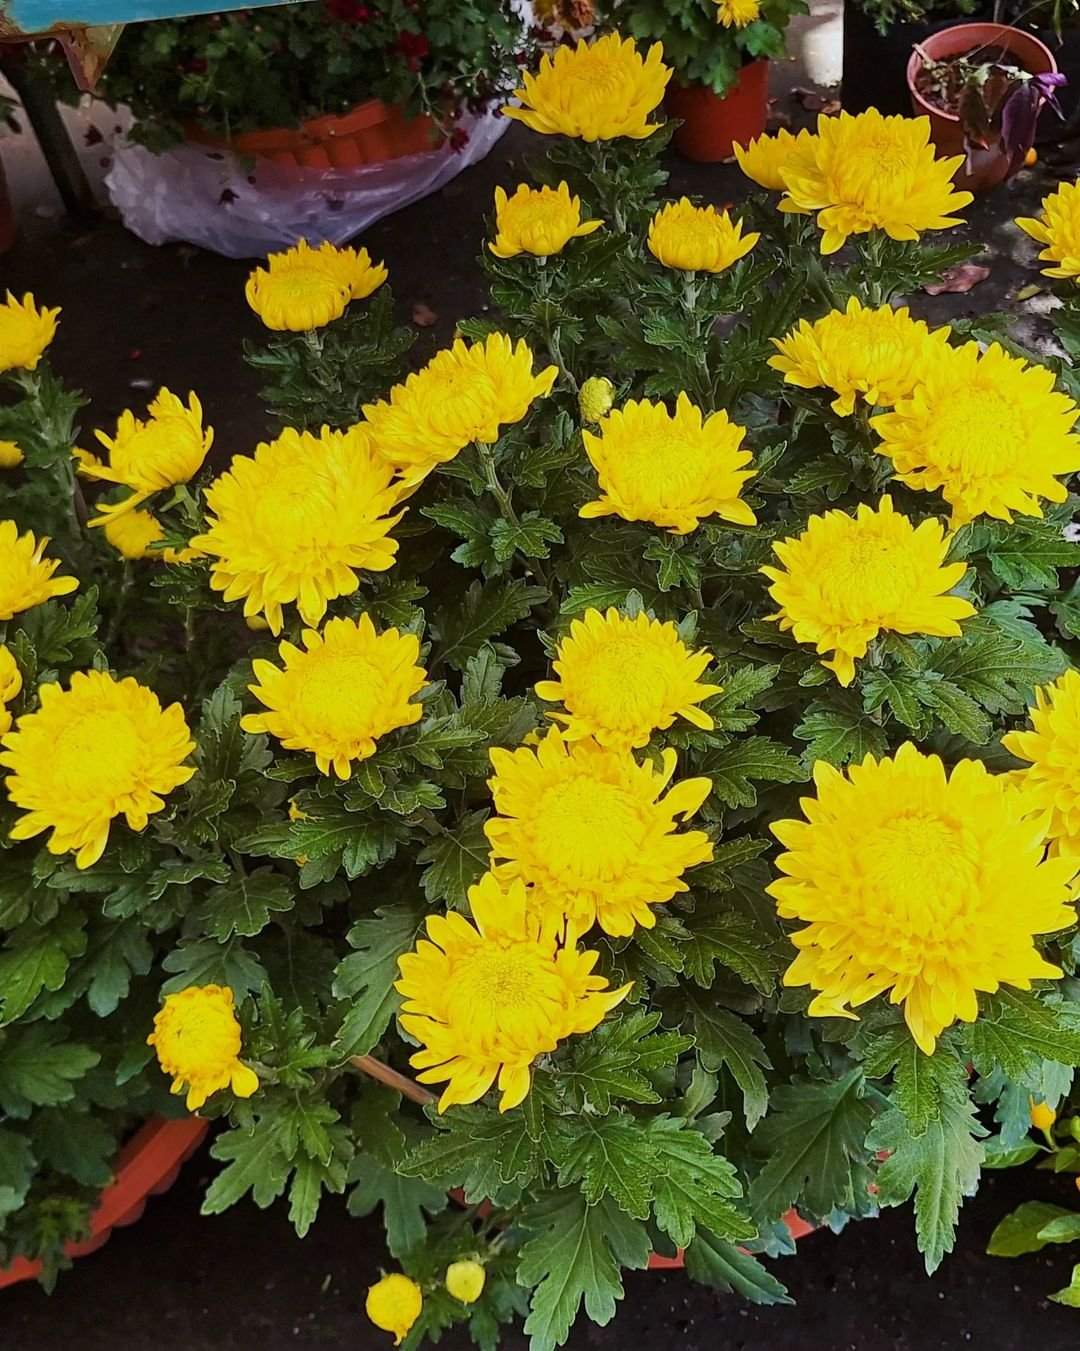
left=349, top=1053, right=436, bottom=1106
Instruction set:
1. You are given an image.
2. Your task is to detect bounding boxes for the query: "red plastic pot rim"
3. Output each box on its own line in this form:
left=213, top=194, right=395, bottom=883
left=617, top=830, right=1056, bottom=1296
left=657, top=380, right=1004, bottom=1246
left=0, top=1115, right=209, bottom=1291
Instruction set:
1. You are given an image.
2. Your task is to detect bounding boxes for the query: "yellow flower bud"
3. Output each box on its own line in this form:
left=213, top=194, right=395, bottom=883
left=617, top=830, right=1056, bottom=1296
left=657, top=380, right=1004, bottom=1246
left=445, top=1259, right=486, bottom=1304
left=245, top=613, right=271, bottom=632
left=0, top=439, right=24, bottom=469
left=578, top=376, right=615, bottom=424
left=365, top=1273, right=423, bottom=1346
left=1030, top=1099, right=1057, bottom=1132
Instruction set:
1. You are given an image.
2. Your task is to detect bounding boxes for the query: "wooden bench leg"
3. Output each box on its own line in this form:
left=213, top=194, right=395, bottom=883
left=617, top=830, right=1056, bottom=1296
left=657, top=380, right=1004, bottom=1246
left=0, top=46, right=96, bottom=219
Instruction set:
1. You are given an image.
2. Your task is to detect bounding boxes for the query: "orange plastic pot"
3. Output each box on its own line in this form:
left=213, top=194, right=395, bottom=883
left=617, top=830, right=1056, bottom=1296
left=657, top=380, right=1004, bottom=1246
left=664, top=61, right=770, bottom=163
left=185, top=97, right=443, bottom=169
left=0, top=1116, right=208, bottom=1290
left=906, top=22, right=1058, bottom=192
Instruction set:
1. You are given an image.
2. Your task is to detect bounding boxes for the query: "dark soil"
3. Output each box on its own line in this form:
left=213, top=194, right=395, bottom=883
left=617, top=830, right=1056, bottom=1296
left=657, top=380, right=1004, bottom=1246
left=4, top=103, right=1080, bottom=1351
left=3, top=1132, right=1080, bottom=1349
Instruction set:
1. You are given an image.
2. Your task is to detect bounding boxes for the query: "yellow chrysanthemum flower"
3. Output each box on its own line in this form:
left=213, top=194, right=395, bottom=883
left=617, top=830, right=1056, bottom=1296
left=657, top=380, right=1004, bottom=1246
left=769, top=742, right=1078, bottom=1054
left=502, top=34, right=671, bottom=142
left=647, top=199, right=759, bottom=274
left=486, top=729, right=713, bottom=937
left=0, top=645, right=22, bottom=738
left=489, top=181, right=603, bottom=259
left=0, top=520, right=79, bottom=621
left=0, top=440, right=24, bottom=469
left=1003, top=669, right=1080, bottom=857
left=397, top=872, right=631, bottom=1110
left=245, top=239, right=351, bottom=331
left=778, top=109, right=973, bottom=255
left=534, top=607, right=721, bottom=749
left=241, top=614, right=427, bottom=778
left=366, top=1274, right=423, bottom=1346
left=578, top=376, right=615, bottom=423
left=192, top=424, right=408, bottom=634
left=1, top=670, right=195, bottom=869
left=871, top=340, right=1080, bottom=525
left=770, top=296, right=950, bottom=417
left=734, top=127, right=817, bottom=191
left=581, top=391, right=756, bottom=535
left=0, top=292, right=60, bottom=373
left=78, top=389, right=213, bottom=523
left=761, top=496, right=975, bottom=687
left=315, top=241, right=389, bottom=300
left=363, top=334, right=558, bottom=485
left=1016, top=181, right=1080, bottom=280
left=103, top=508, right=166, bottom=561
left=445, top=1261, right=486, bottom=1304
left=715, top=0, right=760, bottom=26
left=147, top=984, right=259, bottom=1112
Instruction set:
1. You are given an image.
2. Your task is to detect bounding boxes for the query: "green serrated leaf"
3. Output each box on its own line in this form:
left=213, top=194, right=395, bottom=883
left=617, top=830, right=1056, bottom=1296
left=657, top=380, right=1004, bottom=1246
left=332, top=904, right=422, bottom=1057
left=517, top=1192, right=651, bottom=1351
left=683, top=1229, right=793, bottom=1306
left=869, top=1099, right=986, bottom=1273
left=702, top=736, right=805, bottom=809
left=416, top=809, right=491, bottom=909
left=684, top=992, right=771, bottom=1130
left=750, top=1070, right=875, bottom=1221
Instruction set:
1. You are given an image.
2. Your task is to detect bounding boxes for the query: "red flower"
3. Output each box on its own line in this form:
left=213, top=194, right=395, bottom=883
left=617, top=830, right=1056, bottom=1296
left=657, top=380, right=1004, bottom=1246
left=397, top=29, right=430, bottom=69
left=449, top=126, right=470, bottom=153
left=325, top=0, right=371, bottom=20
left=186, top=57, right=208, bottom=74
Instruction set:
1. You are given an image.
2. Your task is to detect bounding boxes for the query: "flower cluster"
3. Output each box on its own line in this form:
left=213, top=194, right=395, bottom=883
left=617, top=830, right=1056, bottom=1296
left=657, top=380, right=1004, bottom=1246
left=736, top=110, right=973, bottom=254
left=245, top=239, right=388, bottom=332
left=8, top=32, right=1080, bottom=1339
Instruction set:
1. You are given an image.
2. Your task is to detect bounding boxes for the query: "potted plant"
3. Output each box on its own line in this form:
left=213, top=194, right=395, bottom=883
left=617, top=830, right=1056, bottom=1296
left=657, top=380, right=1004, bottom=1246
left=842, top=0, right=981, bottom=116
left=610, top=0, right=806, bottom=160
left=7, top=37, right=1080, bottom=1347
left=906, top=20, right=1061, bottom=190
left=92, top=0, right=533, bottom=165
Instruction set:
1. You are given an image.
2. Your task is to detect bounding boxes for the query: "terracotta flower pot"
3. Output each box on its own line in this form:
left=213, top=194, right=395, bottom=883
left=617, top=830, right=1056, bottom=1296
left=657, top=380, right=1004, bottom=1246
left=0, top=1116, right=208, bottom=1290
left=186, top=97, right=442, bottom=169
left=906, top=22, right=1058, bottom=193
left=665, top=60, right=770, bottom=163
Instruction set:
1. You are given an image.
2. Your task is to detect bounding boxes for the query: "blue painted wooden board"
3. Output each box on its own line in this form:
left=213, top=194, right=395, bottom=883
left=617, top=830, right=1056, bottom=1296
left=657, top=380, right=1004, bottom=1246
left=1, top=0, right=307, bottom=38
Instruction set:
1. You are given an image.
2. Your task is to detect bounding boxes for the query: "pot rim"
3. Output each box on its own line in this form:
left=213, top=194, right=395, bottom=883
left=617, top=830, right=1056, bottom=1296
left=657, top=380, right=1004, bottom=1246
left=906, top=20, right=1059, bottom=125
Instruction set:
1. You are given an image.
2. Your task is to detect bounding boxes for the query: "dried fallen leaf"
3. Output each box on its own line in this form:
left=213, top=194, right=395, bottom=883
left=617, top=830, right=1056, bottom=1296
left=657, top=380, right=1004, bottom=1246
left=412, top=302, right=438, bottom=327
left=1015, top=283, right=1043, bottom=301
left=792, top=86, right=828, bottom=111
left=922, top=263, right=991, bottom=296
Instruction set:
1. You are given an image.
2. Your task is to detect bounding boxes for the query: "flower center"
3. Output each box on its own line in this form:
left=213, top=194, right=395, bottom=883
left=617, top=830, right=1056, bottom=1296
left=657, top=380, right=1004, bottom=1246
left=252, top=472, right=336, bottom=550
left=615, top=429, right=709, bottom=495
left=296, top=653, right=388, bottom=736
left=444, top=939, right=561, bottom=1037
left=852, top=811, right=978, bottom=964
left=423, top=363, right=498, bottom=437
left=840, top=135, right=917, bottom=193
left=572, top=635, right=674, bottom=721
left=818, top=531, right=919, bottom=615
left=563, top=55, right=623, bottom=101
left=56, top=711, right=143, bottom=796
left=923, top=388, right=1026, bottom=475
left=114, top=419, right=197, bottom=478
left=161, top=1006, right=238, bottom=1074
left=531, top=772, right=646, bottom=877
left=270, top=267, right=341, bottom=303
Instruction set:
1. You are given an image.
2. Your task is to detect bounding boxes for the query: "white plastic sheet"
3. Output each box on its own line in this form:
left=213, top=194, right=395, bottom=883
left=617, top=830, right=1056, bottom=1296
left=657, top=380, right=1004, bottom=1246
left=104, top=106, right=509, bottom=258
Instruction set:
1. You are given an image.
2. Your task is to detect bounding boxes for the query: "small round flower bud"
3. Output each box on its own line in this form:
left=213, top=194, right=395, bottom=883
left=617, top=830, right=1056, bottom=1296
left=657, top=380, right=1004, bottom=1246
left=445, top=1259, right=486, bottom=1304
left=1030, top=1099, right=1057, bottom=1132
left=578, top=376, right=615, bottom=424
left=365, top=1273, right=423, bottom=1345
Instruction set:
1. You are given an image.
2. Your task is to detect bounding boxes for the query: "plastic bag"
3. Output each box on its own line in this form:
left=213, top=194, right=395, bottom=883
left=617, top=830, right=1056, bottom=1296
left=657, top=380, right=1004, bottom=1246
left=104, top=107, right=508, bottom=259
